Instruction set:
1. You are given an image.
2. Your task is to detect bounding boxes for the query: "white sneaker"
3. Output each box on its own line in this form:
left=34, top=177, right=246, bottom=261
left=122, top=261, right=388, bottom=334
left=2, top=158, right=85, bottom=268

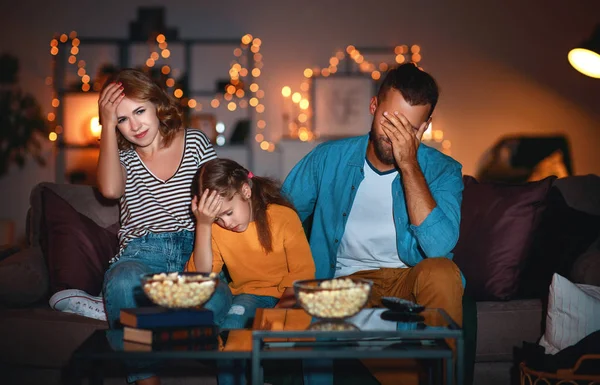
left=49, top=289, right=106, bottom=321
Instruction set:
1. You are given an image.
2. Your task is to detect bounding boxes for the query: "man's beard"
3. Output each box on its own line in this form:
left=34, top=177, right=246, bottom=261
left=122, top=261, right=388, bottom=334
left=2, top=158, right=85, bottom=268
left=369, top=127, right=395, bottom=165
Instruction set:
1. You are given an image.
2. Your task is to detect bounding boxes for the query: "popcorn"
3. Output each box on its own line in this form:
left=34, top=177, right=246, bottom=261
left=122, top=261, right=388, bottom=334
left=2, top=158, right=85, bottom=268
left=142, top=272, right=217, bottom=308
left=296, top=278, right=371, bottom=319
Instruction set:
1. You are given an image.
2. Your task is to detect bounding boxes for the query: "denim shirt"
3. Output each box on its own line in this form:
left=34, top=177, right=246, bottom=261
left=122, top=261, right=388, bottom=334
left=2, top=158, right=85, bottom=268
left=282, top=134, right=464, bottom=280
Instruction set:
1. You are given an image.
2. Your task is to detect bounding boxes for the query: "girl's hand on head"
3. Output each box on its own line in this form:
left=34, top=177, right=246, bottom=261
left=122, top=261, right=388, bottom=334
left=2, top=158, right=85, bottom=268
left=192, top=189, right=223, bottom=226
left=98, top=82, right=125, bottom=132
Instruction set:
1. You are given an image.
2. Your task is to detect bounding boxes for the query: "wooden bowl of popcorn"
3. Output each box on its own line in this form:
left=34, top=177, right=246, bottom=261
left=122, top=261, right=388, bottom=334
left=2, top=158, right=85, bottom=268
left=141, top=272, right=218, bottom=309
left=293, top=278, right=373, bottom=320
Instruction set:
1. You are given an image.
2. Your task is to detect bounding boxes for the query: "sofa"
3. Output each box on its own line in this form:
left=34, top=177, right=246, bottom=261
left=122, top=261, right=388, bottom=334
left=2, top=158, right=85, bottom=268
left=1, top=175, right=599, bottom=385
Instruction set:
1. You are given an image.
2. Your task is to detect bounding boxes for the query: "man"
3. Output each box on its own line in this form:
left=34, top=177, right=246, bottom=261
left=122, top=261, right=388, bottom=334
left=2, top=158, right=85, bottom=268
left=282, top=63, right=464, bottom=326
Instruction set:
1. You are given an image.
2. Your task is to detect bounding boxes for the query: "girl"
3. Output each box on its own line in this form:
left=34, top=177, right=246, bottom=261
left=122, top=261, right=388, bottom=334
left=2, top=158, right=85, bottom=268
left=97, top=68, right=216, bottom=385
left=186, top=158, right=316, bottom=329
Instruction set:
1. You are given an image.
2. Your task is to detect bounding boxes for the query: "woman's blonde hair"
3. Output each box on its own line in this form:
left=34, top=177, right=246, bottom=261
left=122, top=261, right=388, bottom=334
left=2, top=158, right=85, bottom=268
left=100, top=68, right=183, bottom=150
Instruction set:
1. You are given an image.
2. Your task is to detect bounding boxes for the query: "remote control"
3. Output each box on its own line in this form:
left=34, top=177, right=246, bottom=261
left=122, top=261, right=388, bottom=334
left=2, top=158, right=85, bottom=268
left=381, top=297, right=425, bottom=313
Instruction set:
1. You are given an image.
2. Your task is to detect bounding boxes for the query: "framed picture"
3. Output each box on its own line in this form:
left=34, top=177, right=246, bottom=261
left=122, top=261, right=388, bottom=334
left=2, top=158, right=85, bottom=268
left=312, top=76, right=376, bottom=138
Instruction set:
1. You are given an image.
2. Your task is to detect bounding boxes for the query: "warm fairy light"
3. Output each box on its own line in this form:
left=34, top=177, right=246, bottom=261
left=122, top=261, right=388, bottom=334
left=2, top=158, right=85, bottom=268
left=236, top=89, right=245, bottom=98
left=379, top=62, right=388, bottom=71
left=254, top=53, right=263, bottom=62
left=260, top=141, right=269, bottom=150
left=281, top=86, right=291, bottom=97
left=60, top=34, right=68, bottom=43
left=156, top=34, right=166, bottom=43
left=346, top=45, right=355, bottom=54
left=70, top=47, right=79, bottom=55
left=55, top=125, right=63, bottom=134
left=336, top=50, right=345, bottom=60
left=292, top=92, right=302, bottom=103
left=77, top=68, right=86, bottom=76
left=151, top=52, right=159, bottom=61
left=300, top=82, right=310, bottom=92
left=188, top=99, right=197, bottom=108
left=252, top=38, right=262, bottom=47
left=255, top=133, right=264, bottom=142
left=159, top=42, right=168, bottom=50
left=226, top=85, right=236, bottom=94
left=252, top=68, right=261, bottom=77
left=81, top=75, right=90, bottom=83
left=250, top=83, right=259, bottom=92
left=161, top=49, right=171, bottom=58
left=69, top=31, right=77, bottom=39
left=228, top=102, right=237, bottom=111
left=241, top=34, right=253, bottom=44
left=174, top=89, right=183, bottom=98
left=68, top=55, right=76, bottom=64
left=251, top=45, right=260, bottom=53
left=49, top=132, right=57, bottom=141
left=298, top=127, right=309, bottom=141
left=239, top=68, right=248, bottom=77
left=371, top=71, right=381, bottom=80
left=50, top=39, right=58, bottom=47
left=224, top=93, right=233, bottom=101
left=146, top=58, right=155, bottom=67
left=321, top=68, right=330, bottom=77
left=256, top=90, right=265, bottom=99
left=329, top=66, right=337, bottom=74
left=249, top=97, right=259, bottom=107
left=233, top=48, right=242, bottom=57
left=50, top=47, right=59, bottom=55
left=78, top=60, right=86, bottom=67
left=298, top=113, right=308, bottom=123
left=411, top=45, right=421, bottom=54
left=51, top=98, right=60, bottom=108
left=268, top=143, right=275, bottom=152
left=299, top=99, right=309, bottom=110
left=239, top=99, right=248, bottom=108
left=47, top=112, right=55, bottom=121
left=256, top=104, right=265, bottom=113
left=161, top=66, right=170, bottom=75
left=395, top=54, right=405, bottom=64
left=257, top=120, right=266, bottom=129
left=433, top=130, right=444, bottom=142
left=166, top=78, right=175, bottom=87
left=329, top=57, right=339, bottom=66
left=442, top=140, right=451, bottom=149
left=412, top=54, right=422, bottom=63
left=304, top=68, right=313, bottom=78
left=81, top=84, right=90, bottom=92
left=211, top=99, right=220, bottom=108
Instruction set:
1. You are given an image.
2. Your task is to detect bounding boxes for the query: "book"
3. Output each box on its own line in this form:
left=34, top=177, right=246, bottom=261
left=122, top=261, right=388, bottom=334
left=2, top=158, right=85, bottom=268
left=123, top=339, right=219, bottom=352
left=120, top=307, right=214, bottom=329
left=123, top=325, right=218, bottom=345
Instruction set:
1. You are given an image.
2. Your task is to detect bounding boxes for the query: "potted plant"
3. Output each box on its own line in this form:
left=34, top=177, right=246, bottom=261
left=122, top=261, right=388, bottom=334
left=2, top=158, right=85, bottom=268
left=0, top=53, right=49, bottom=177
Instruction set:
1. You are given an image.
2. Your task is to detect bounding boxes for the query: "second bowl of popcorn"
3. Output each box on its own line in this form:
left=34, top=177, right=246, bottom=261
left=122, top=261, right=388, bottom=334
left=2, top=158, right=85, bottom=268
left=293, top=278, right=373, bottom=320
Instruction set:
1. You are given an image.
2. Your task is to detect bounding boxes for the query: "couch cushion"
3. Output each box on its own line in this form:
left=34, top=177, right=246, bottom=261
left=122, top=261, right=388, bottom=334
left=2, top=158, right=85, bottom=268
left=0, top=247, right=48, bottom=307
left=28, top=182, right=119, bottom=247
left=40, top=188, right=119, bottom=296
left=453, top=176, right=554, bottom=301
left=539, top=274, right=600, bottom=354
left=476, top=299, right=543, bottom=362
left=520, top=176, right=600, bottom=298
left=571, top=239, right=600, bottom=286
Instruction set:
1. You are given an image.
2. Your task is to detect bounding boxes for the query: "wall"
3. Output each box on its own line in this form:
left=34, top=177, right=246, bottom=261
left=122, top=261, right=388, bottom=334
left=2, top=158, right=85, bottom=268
left=1, top=0, right=599, bottom=241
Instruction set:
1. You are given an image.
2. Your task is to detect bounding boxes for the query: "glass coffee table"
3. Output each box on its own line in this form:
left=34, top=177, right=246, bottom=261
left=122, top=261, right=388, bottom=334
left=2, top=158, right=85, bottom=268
left=67, top=307, right=462, bottom=385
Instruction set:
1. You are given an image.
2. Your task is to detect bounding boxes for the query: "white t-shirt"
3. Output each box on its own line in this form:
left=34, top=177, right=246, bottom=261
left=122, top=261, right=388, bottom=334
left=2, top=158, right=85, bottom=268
left=335, top=159, right=407, bottom=277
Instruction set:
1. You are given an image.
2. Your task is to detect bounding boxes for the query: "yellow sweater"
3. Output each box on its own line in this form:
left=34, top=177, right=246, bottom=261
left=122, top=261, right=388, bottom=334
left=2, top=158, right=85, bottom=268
left=186, top=204, right=315, bottom=298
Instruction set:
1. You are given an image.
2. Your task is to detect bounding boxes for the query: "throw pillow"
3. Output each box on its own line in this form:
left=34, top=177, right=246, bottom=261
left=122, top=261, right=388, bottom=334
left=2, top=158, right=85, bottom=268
left=453, top=175, right=555, bottom=301
left=539, top=273, right=600, bottom=354
left=0, top=246, right=48, bottom=307
left=40, top=188, right=119, bottom=296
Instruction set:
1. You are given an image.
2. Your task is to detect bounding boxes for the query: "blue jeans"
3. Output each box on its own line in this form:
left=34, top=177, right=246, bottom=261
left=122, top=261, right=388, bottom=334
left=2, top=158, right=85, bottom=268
left=205, top=278, right=279, bottom=385
left=103, top=230, right=194, bottom=383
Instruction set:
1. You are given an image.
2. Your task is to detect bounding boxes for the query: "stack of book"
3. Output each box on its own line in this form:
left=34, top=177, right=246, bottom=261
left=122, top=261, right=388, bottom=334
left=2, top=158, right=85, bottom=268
left=120, top=307, right=218, bottom=351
